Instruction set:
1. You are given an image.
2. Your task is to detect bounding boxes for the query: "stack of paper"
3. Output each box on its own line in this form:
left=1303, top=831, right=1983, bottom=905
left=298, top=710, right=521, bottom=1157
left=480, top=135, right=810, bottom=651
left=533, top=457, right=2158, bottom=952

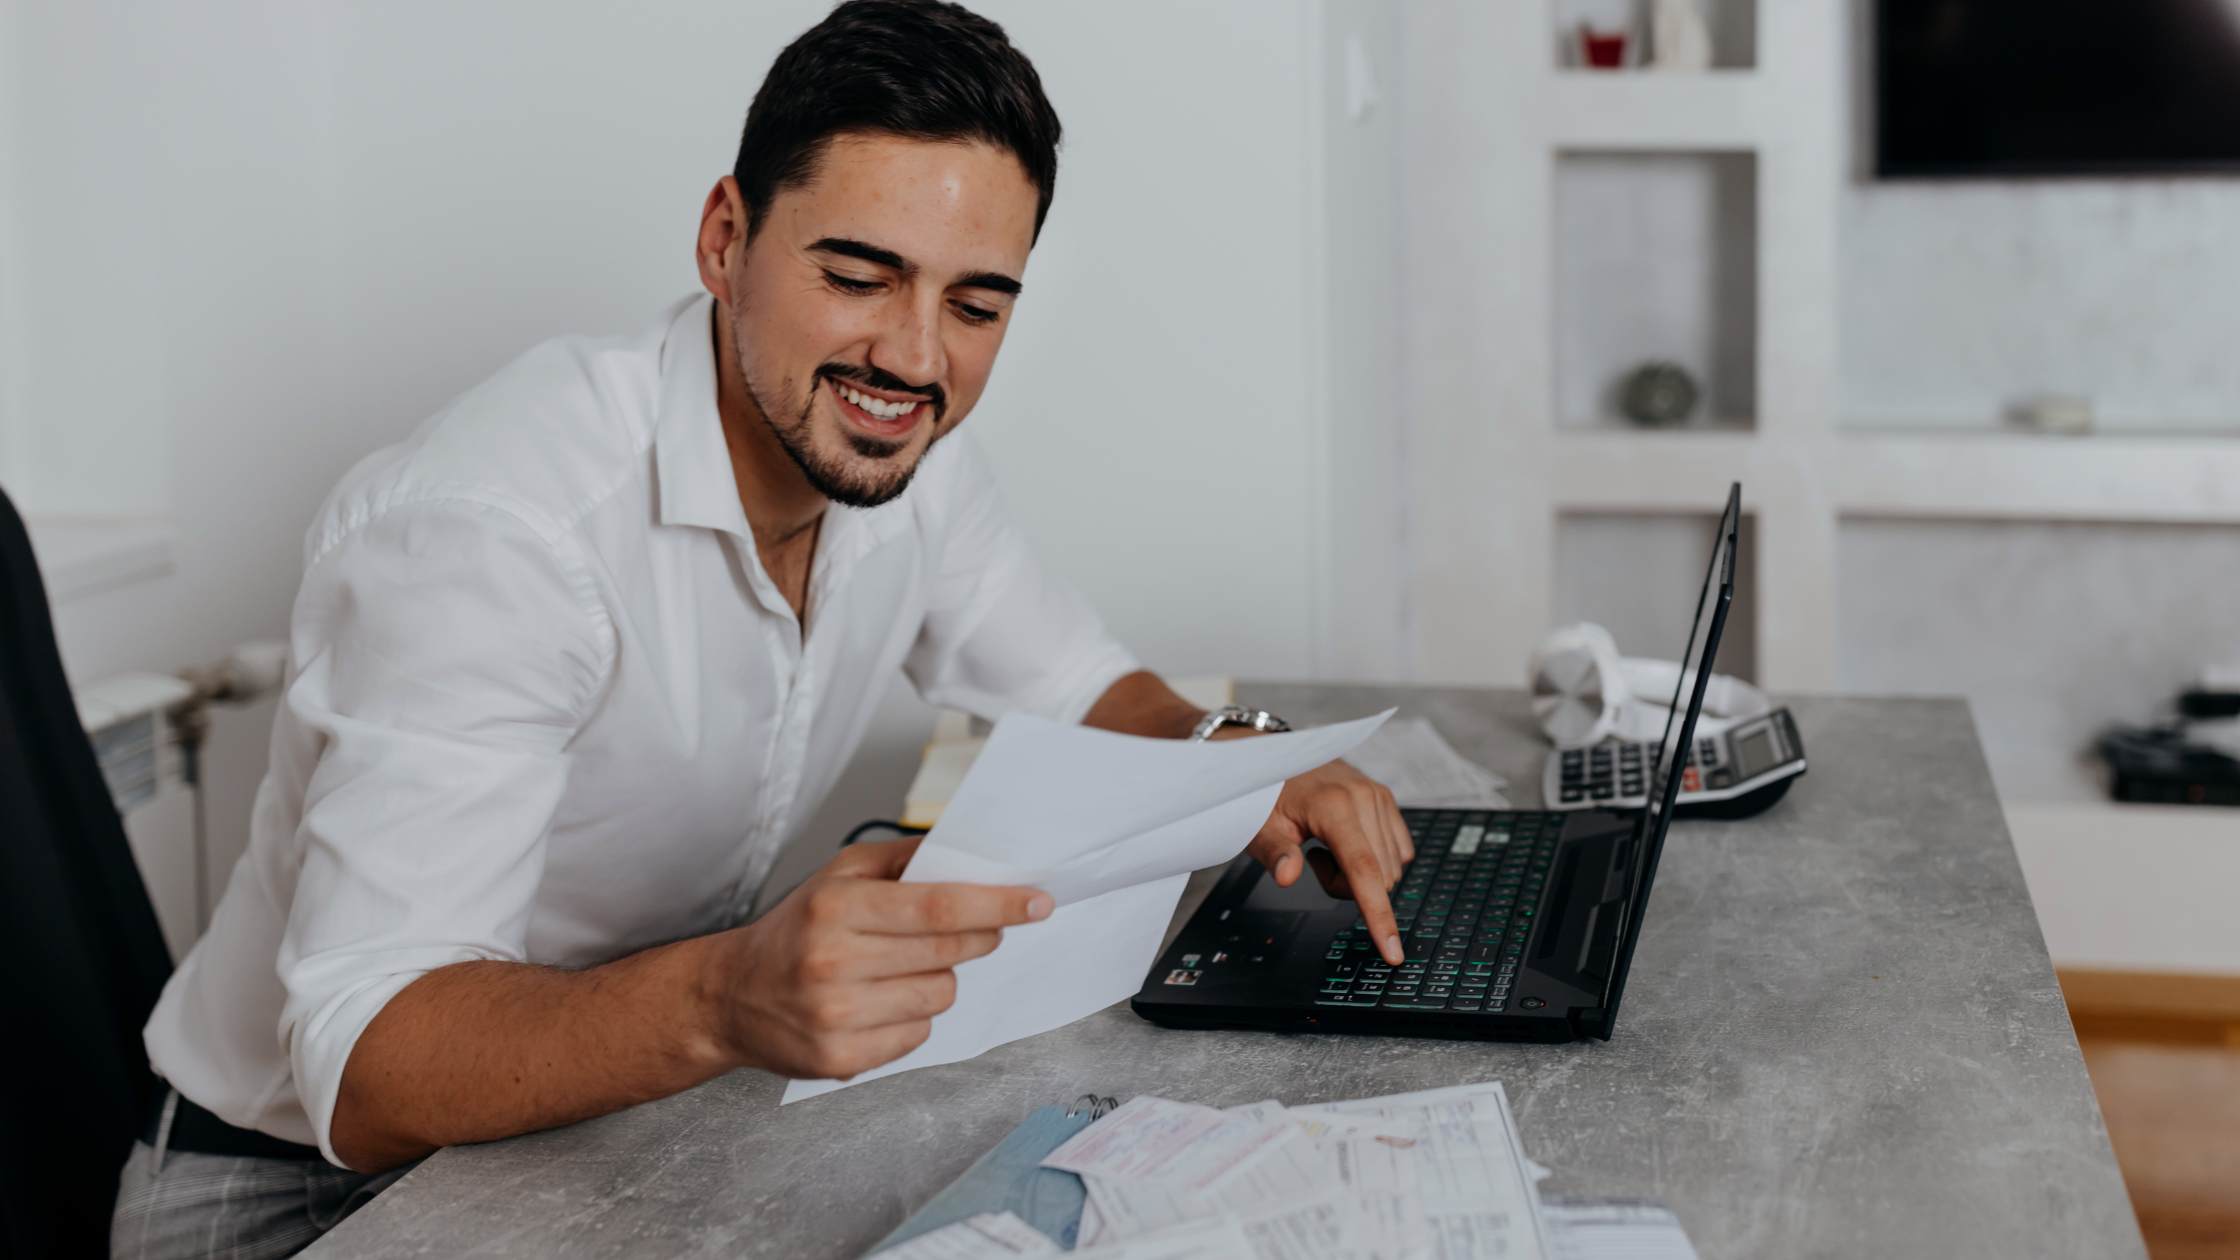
left=1338, top=718, right=1510, bottom=810
left=870, top=1084, right=1701, bottom=1260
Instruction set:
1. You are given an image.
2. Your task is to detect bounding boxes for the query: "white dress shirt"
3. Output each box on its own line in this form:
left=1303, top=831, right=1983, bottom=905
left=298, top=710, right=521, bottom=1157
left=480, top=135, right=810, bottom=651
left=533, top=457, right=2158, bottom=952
left=144, top=294, right=1139, bottom=1162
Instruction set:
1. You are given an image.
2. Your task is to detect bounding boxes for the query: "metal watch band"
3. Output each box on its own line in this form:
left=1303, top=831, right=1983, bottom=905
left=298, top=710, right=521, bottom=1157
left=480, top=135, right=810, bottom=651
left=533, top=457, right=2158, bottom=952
left=1189, top=704, right=1293, bottom=742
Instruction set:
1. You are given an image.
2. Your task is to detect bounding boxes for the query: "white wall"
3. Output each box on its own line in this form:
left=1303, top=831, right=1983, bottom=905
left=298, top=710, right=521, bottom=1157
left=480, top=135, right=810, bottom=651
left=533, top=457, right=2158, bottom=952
left=1841, top=180, right=2240, bottom=433
left=0, top=1, right=1329, bottom=879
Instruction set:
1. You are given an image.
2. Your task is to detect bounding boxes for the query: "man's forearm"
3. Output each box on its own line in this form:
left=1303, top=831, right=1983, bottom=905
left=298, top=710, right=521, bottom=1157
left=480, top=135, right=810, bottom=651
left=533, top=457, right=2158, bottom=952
left=1081, top=670, right=1207, bottom=739
left=331, top=936, right=733, bottom=1172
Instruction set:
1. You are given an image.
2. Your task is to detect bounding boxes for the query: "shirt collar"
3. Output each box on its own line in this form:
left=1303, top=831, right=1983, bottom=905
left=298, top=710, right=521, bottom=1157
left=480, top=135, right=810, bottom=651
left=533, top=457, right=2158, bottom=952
left=653, top=295, right=753, bottom=541
left=651, top=291, right=916, bottom=620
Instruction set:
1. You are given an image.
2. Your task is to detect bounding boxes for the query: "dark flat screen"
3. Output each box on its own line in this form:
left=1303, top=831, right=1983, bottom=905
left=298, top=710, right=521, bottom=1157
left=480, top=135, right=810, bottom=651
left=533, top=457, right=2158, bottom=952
left=1878, top=0, right=2240, bottom=175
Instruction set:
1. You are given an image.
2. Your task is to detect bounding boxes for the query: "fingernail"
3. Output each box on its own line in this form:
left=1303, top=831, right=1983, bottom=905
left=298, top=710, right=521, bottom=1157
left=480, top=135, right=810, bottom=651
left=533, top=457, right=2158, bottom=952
left=1384, top=934, right=1402, bottom=960
left=1027, top=893, right=1054, bottom=922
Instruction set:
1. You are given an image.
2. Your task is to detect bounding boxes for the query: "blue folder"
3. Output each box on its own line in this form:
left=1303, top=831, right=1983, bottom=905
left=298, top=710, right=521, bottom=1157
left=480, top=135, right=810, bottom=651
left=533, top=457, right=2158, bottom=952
left=869, top=1103, right=1106, bottom=1253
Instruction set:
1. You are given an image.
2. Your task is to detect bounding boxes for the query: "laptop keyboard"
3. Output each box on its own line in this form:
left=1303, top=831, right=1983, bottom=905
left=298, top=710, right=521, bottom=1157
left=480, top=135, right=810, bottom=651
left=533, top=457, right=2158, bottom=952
left=1316, top=810, right=1563, bottom=1014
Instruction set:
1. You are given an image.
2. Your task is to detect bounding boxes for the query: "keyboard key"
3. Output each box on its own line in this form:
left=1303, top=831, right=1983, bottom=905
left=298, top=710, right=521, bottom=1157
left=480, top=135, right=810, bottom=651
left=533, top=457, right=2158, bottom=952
left=1449, top=999, right=1483, bottom=1012
left=1383, top=996, right=1448, bottom=1010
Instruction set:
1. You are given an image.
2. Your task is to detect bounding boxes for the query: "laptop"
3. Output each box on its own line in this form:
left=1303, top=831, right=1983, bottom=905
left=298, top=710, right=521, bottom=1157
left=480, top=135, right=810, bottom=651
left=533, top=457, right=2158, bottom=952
left=1132, top=484, right=1743, bottom=1043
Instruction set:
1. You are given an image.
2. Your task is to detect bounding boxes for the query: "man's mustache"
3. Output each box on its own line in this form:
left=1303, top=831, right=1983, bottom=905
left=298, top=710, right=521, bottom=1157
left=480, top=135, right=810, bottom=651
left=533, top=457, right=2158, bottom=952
left=816, top=363, right=946, bottom=425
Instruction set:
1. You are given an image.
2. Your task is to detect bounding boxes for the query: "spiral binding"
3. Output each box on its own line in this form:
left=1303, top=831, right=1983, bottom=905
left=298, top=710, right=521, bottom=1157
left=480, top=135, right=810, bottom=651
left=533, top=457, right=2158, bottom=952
left=1066, top=1093, right=1119, bottom=1119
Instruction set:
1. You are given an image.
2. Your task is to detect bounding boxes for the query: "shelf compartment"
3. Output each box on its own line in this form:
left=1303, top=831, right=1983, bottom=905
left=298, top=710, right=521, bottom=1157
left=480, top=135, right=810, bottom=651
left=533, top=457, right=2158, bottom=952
left=1554, top=149, right=1758, bottom=432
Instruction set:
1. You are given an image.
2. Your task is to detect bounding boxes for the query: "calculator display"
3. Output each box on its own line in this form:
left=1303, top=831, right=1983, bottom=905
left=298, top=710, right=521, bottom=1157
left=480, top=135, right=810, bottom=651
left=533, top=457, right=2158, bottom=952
left=1735, top=727, right=1777, bottom=778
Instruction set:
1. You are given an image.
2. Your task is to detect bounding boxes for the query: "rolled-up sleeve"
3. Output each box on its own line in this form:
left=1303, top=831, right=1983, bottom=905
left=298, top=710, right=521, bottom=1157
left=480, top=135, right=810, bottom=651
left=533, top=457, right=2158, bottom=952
left=903, top=437, right=1139, bottom=725
left=277, top=496, right=611, bottom=1163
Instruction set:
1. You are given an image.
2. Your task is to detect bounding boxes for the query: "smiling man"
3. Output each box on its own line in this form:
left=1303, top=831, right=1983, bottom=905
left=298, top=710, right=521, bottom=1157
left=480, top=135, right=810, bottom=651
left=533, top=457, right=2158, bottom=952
left=114, top=4, right=1410, bottom=1256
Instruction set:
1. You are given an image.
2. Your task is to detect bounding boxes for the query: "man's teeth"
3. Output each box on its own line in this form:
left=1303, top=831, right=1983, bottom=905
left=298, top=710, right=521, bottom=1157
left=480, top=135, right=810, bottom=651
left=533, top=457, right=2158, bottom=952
left=839, top=383, right=918, bottom=421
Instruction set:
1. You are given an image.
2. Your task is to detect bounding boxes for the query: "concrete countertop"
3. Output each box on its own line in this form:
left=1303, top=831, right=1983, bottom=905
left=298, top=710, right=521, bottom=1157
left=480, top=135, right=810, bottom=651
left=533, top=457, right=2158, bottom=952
left=307, top=686, right=2143, bottom=1260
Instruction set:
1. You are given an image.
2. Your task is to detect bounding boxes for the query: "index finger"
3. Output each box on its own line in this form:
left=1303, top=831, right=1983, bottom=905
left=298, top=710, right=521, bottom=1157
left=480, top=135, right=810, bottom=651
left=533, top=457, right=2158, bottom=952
left=865, top=881, right=1055, bottom=937
left=1321, top=821, right=1406, bottom=965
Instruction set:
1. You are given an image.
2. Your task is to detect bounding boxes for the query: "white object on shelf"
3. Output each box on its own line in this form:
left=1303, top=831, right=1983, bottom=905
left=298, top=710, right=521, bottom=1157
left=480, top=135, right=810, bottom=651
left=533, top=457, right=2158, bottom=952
left=2013, top=395, right=2094, bottom=436
left=26, top=519, right=178, bottom=603
left=1647, top=0, right=1713, bottom=72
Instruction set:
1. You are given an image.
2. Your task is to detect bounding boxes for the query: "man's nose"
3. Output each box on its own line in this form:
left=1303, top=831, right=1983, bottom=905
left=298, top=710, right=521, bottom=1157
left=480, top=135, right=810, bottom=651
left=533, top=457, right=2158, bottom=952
left=870, top=291, right=945, bottom=394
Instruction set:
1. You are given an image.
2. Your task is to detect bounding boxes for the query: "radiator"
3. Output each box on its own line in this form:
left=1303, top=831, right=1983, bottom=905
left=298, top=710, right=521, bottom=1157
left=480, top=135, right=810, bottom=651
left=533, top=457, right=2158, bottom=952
left=77, top=672, right=202, bottom=964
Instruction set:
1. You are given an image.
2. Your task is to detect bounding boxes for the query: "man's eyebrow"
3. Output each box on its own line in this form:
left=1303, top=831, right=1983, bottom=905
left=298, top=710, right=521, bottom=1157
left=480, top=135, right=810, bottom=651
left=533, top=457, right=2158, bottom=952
left=810, top=237, right=915, bottom=275
left=957, top=270, right=1023, bottom=296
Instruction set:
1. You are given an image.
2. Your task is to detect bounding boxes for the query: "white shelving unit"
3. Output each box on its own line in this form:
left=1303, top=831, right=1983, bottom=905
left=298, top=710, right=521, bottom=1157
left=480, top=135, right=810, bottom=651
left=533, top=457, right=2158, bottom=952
left=1369, top=2, right=2240, bottom=695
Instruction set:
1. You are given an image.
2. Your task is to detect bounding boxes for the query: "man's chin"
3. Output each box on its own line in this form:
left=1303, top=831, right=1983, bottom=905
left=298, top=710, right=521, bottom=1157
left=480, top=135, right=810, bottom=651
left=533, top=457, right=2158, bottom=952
left=794, top=439, right=926, bottom=509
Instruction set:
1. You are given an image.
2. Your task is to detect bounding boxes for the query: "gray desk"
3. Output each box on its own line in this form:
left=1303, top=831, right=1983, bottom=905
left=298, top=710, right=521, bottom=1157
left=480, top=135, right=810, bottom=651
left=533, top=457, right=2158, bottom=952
left=308, top=687, right=2144, bottom=1259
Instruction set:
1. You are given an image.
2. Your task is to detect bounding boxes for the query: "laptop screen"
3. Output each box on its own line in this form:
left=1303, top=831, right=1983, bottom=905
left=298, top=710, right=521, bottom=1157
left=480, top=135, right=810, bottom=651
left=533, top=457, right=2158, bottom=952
left=1645, top=486, right=1742, bottom=830
left=1596, top=484, right=1740, bottom=1028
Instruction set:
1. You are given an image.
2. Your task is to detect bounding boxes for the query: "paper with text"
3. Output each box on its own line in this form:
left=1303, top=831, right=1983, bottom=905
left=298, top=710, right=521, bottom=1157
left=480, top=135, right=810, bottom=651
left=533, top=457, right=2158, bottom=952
left=1302, top=1082, right=1549, bottom=1260
left=868, top=1211, right=1058, bottom=1259
left=1045, top=1097, right=1298, bottom=1192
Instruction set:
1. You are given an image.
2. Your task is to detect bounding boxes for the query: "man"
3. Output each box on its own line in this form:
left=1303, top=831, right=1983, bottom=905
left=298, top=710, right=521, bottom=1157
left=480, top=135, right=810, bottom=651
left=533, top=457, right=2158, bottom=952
left=114, top=4, right=1412, bottom=1255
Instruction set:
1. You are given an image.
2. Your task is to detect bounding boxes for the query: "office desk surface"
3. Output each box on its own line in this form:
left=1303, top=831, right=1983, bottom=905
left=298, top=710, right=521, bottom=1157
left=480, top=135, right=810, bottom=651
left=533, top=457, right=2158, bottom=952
left=307, top=687, right=2143, bottom=1260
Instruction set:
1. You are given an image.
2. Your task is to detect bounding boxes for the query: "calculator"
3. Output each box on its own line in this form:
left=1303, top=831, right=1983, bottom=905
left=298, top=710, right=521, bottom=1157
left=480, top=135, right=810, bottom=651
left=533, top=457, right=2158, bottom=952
left=1541, top=707, right=1807, bottom=819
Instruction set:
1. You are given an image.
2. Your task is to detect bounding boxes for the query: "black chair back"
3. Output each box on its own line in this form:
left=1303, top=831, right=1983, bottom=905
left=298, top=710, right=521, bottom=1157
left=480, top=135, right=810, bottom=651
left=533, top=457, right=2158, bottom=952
left=0, top=486, right=174, bottom=1259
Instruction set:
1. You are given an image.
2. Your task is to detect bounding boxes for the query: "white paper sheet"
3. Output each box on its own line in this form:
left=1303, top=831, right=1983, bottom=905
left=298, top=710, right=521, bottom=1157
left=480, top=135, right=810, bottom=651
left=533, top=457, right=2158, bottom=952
left=1072, top=1216, right=1259, bottom=1260
left=1340, top=717, right=1510, bottom=810
left=868, top=1211, right=1059, bottom=1259
left=905, top=711, right=1395, bottom=906
left=785, top=712, right=1392, bottom=1102
left=1302, top=1082, right=1549, bottom=1260
left=1045, top=1097, right=1298, bottom=1192
left=1074, top=1099, right=1431, bottom=1260
left=1540, top=1198, right=1699, bottom=1260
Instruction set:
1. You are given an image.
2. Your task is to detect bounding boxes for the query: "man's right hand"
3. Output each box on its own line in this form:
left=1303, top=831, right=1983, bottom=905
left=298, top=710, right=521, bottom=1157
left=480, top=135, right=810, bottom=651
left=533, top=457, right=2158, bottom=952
left=704, top=835, right=1052, bottom=1081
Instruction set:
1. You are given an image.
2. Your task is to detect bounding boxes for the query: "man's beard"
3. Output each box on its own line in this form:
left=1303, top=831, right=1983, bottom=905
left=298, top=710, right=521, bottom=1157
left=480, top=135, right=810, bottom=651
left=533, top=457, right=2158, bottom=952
left=730, top=313, right=944, bottom=510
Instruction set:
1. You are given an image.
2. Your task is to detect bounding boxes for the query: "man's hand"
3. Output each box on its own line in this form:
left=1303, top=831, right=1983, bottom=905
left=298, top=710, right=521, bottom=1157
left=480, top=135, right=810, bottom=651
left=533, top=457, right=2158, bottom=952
left=1246, top=760, right=1414, bottom=964
left=332, top=835, right=1048, bottom=1172
left=706, top=836, right=1052, bottom=1081
left=1082, top=672, right=1416, bottom=966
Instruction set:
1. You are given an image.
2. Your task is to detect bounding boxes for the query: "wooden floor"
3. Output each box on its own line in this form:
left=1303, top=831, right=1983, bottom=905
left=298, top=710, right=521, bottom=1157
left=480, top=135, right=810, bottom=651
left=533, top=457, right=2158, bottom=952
left=2063, top=969, right=2240, bottom=1260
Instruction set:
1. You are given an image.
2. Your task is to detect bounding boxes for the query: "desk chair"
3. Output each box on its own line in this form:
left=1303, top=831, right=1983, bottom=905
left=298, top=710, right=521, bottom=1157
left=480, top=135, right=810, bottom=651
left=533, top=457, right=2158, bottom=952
left=0, top=486, right=175, bottom=1259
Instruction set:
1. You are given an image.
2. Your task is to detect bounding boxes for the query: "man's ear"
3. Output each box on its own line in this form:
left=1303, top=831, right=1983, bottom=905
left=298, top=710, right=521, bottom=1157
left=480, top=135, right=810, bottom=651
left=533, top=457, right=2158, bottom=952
left=697, top=175, right=752, bottom=307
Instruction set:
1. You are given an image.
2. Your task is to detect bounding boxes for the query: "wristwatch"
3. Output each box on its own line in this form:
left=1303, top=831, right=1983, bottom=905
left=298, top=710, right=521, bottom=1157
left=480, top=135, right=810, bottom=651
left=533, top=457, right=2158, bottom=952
left=1190, top=705, right=1292, bottom=742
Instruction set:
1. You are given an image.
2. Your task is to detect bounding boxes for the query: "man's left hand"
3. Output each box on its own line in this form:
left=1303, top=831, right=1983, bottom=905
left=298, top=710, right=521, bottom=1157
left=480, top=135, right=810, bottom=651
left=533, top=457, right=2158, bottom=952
left=1245, top=760, right=1414, bottom=964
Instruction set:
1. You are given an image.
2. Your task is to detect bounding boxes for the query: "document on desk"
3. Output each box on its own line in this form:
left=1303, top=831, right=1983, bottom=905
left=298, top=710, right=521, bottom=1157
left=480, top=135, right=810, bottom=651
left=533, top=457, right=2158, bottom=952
left=1050, top=1096, right=1435, bottom=1260
left=1339, top=717, right=1510, bottom=810
left=1300, top=1082, right=1551, bottom=1260
left=783, top=710, right=1394, bottom=1103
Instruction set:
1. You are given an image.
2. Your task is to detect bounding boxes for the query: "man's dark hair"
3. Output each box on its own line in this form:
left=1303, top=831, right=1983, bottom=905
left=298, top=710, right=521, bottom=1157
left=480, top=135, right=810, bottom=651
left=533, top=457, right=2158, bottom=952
left=735, top=0, right=1062, bottom=241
